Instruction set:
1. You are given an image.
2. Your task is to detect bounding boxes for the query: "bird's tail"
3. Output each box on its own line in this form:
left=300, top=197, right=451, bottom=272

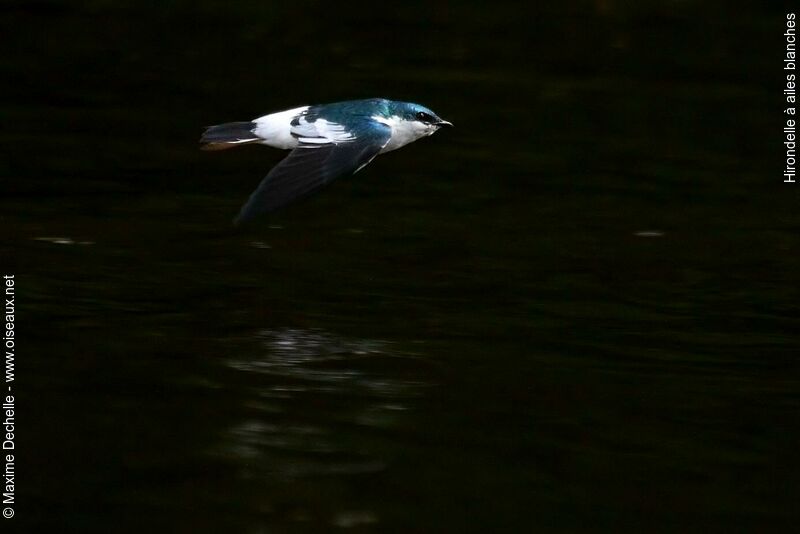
left=200, top=121, right=260, bottom=151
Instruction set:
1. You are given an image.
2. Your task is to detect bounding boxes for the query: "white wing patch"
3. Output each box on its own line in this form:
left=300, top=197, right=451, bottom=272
left=292, top=117, right=355, bottom=147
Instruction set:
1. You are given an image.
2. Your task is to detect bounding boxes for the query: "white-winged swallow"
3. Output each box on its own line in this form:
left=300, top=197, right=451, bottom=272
left=200, top=98, right=453, bottom=224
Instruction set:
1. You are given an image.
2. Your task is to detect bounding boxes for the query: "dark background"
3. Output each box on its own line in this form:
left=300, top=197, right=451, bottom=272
left=2, top=1, right=799, bottom=532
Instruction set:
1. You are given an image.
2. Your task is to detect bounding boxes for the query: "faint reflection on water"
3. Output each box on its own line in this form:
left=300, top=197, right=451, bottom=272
left=222, top=328, right=434, bottom=480
left=33, top=236, right=95, bottom=245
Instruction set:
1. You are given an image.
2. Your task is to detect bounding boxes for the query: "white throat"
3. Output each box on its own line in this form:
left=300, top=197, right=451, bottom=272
left=374, top=115, right=437, bottom=153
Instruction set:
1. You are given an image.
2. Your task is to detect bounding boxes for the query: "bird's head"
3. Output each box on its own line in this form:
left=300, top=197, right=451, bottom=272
left=393, top=102, right=453, bottom=138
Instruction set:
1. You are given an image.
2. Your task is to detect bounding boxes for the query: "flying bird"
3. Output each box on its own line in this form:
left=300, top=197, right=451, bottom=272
left=200, top=98, right=452, bottom=225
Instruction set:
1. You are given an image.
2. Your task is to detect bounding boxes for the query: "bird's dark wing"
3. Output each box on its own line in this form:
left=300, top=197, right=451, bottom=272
left=234, top=121, right=391, bottom=225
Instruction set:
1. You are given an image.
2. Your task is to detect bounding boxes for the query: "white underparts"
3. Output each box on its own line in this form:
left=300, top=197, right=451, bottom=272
left=252, top=106, right=309, bottom=149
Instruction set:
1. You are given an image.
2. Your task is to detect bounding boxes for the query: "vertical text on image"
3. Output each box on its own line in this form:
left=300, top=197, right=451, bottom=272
left=785, top=13, right=796, bottom=183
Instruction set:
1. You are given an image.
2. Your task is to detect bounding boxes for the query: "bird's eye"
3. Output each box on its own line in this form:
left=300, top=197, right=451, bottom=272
left=416, top=111, right=434, bottom=123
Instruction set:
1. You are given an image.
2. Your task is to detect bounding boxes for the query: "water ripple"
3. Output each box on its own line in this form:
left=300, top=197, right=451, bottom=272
left=221, top=328, right=434, bottom=480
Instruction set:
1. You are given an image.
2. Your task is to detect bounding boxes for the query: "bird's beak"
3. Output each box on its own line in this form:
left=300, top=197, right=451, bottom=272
left=436, top=119, right=454, bottom=128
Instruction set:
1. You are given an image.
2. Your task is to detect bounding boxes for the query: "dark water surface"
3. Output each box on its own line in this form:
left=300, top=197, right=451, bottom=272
left=3, top=1, right=799, bottom=532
